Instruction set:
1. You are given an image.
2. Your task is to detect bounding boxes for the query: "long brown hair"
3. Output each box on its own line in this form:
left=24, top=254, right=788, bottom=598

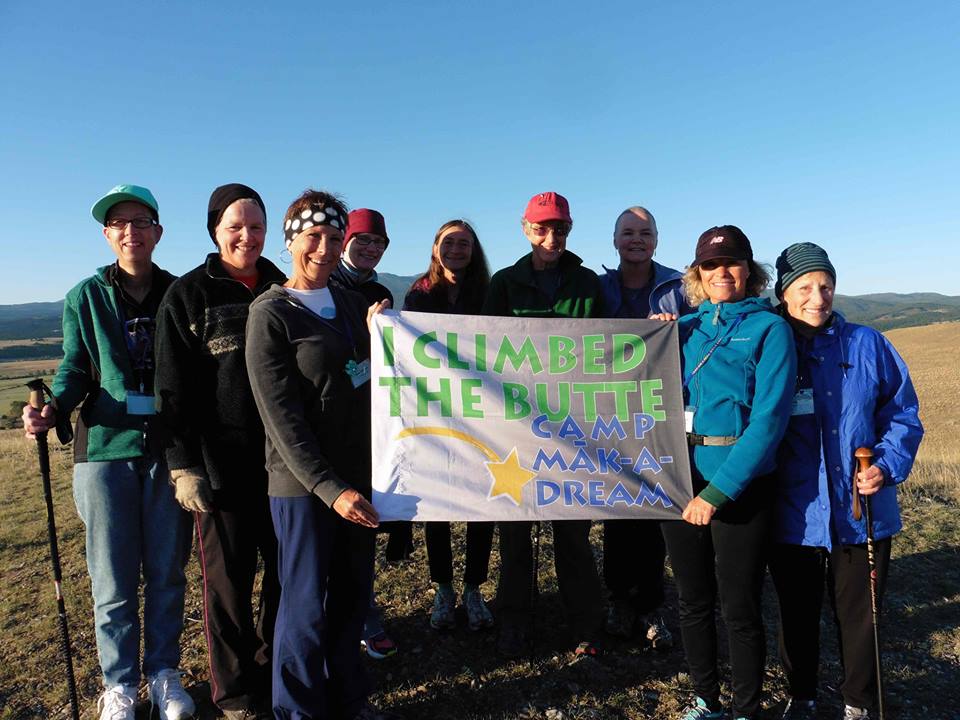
left=409, top=220, right=490, bottom=311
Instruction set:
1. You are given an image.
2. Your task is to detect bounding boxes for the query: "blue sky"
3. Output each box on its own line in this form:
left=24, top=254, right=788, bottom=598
left=1, top=1, right=957, bottom=304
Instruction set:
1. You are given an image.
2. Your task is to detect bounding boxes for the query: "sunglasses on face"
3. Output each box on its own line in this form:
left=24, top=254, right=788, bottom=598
left=527, top=222, right=572, bottom=238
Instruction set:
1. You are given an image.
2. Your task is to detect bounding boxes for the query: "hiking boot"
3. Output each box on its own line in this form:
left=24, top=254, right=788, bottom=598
left=605, top=599, right=636, bottom=638
left=497, top=623, right=527, bottom=659
left=842, top=706, right=870, bottom=720
left=430, top=585, right=457, bottom=630
left=148, top=669, right=195, bottom=720
left=361, top=630, right=398, bottom=660
left=97, top=684, right=138, bottom=720
left=351, top=701, right=404, bottom=719
left=462, top=588, right=494, bottom=631
left=782, top=698, right=816, bottom=720
left=679, top=696, right=728, bottom=720
left=642, top=613, right=674, bottom=651
left=574, top=640, right=602, bottom=657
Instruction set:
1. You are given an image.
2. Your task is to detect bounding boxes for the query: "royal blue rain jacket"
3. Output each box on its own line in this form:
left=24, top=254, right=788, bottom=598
left=773, top=312, right=923, bottom=548
left=679, top=297, right=796, bottom=504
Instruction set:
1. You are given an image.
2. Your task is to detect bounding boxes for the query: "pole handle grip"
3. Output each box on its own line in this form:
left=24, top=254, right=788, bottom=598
left=853, top=447, right=874, bottom=521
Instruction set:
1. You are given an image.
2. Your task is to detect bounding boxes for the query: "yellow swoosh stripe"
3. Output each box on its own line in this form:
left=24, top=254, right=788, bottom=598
left=395, top=427, right=498, bottom=461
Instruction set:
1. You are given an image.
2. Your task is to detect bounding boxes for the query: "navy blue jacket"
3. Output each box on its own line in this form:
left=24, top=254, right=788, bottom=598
left=599, top=262, right=691, bottom=318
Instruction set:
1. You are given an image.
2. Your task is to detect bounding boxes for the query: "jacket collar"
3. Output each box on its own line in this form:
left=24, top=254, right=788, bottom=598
left=334, top=260, right=378, bottom=288
left=602, top=261, right=682, bottom=291
left=205, top=252, right=286, bottom=289
left=511, top=250, right=585, bottom=285
left=694, top=295, right=773, bottom=322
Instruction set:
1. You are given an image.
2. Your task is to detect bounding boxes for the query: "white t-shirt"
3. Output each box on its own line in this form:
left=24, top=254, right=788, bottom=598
left=284, top=286, right=337, bottom=319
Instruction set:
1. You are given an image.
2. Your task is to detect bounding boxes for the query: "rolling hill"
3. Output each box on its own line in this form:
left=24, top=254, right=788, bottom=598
left=2, top=286, right=958, bottom=360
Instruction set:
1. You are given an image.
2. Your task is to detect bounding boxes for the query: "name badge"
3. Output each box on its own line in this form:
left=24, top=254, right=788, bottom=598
left=345, top=358, right=371, bottom=388
left=791, top=388, right=815, bottom=416
left=126, top=391, right=156, bottom=416
left=684, top=406, right=695, bottom=433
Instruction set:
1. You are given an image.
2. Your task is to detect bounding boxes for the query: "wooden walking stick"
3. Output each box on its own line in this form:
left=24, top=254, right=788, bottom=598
left=855, top=446, right=885, bottom=720
left=27, top=379, right=80, bottom=720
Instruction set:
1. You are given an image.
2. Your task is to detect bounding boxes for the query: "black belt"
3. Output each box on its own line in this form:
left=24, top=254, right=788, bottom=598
left=686, top=433, right=738, bottom=447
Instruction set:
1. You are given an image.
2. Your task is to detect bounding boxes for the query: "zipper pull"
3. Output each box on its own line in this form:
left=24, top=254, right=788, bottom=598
left=712, top=303, right=721, bottom=326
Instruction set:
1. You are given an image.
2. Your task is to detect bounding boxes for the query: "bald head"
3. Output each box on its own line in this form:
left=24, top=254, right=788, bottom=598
left=614, top=206, right=658, bottom=236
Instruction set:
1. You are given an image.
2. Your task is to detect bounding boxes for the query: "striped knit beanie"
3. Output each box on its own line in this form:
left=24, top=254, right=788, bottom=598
left=775, top=242, right=836, bottom=298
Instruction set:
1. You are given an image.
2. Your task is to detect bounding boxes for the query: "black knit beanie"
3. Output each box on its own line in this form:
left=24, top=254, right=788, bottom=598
left=775, top=242, right=836, bottom=298
left=207, top=183, right=267, bottom=244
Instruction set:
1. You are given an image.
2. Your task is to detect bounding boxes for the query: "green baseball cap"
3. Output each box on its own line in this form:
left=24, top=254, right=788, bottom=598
left=91, top=184, right=159, bottom=225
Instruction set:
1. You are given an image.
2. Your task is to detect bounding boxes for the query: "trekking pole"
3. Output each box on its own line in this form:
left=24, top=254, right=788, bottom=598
left=529, top=520, right=541, bottom=669
left=854, top=447, right=885, bottom=720
left=27, top=379, right=80, bottom=720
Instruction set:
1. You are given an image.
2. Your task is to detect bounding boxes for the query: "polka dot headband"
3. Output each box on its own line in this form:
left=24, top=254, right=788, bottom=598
left=283, top=203, right=348, bottom=247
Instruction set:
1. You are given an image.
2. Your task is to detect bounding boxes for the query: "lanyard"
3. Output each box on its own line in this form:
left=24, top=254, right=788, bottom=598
left=683, top=313, right=746, bottom=389
left=310, top=289, right=362, bottom=360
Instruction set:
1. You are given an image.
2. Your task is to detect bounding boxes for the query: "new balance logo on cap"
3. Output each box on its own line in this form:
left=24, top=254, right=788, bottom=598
left=710, top=236, right=725, bottom=244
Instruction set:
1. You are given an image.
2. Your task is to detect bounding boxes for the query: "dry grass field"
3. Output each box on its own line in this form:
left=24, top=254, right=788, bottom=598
left=1, top=323, right=957, bottom=720
left=0, top=363, right=57, bottom=429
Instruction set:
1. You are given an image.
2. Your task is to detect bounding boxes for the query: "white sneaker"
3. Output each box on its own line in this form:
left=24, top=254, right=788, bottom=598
left=148, top=669, right=195, bottom=720
left=97, top=684, right=138, bottom=720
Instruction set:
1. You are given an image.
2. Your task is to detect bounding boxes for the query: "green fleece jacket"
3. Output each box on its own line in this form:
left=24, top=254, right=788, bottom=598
left=481, top=251, right=601, bottom=318
left=52, top=264, right=175, bottom=462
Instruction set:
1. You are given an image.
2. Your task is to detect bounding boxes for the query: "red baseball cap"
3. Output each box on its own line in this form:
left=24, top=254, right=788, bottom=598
left=523, top=191, right=572, bottom=224
left=345, top=208, right=389, bottom=245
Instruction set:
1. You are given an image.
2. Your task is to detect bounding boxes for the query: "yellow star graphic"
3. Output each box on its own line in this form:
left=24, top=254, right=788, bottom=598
left=486, top=447, right=538, bottom=506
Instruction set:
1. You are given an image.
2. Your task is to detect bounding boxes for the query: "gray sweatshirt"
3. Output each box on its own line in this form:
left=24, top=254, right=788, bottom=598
left=245, top=284, right=372, bottom=504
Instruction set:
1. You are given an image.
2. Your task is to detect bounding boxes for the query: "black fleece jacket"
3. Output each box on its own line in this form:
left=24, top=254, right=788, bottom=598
left=155, top=253, right=286, bottom=489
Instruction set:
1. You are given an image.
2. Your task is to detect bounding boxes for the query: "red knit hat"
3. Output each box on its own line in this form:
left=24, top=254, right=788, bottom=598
left=345, top=208, right=389, bottom=245
left=523, top=192, right=572, bottom=224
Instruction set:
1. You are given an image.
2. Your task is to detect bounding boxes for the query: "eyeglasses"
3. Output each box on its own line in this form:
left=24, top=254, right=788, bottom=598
left=526, top=222, right=572, bottom=238
left=351, top=234, right=388, bottom=250
left=105, top=217, right=157, bottom=230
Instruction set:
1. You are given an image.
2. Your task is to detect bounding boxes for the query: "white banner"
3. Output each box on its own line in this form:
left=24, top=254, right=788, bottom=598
left=371, top=311, right=693, bottom=521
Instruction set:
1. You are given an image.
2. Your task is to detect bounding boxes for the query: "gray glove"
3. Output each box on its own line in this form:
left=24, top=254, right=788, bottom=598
left=171, top=467, right=213, bottom=513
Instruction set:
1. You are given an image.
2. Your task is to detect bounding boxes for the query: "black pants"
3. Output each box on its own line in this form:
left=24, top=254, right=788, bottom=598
left=662, top=498, right=770, bottom=718
left=425, top=521, right=495, bottom=586
left=196, top=486, right=281, bottom=711
left=769, top=540, right=891, bottom=710
left=495, top=519, right=602, bottom=639
left=602, top=518, right=666, bottom=612
left=382, top=521, right=414, bottom=562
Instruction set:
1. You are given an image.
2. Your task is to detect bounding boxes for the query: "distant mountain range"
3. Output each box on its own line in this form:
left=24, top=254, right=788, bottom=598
left=2, top=283, right=958, bottom=361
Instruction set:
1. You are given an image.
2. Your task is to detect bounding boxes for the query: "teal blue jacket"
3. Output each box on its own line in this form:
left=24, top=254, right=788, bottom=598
left=679, top=297, right=796, bottom=505
left=52, top=264, right=175, bottom=462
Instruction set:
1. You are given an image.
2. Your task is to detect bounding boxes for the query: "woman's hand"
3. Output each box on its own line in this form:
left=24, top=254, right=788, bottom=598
left=332, top=488, right=380, bottom=528
left=366, top=299, right=392, bottom=331
left=649, top=312, right=678, bottom=322
left=681, top=496, right=717, bottom=525
left=856, top=464, right=886, bottom=496
left=22, top=403, right=56, bottom=439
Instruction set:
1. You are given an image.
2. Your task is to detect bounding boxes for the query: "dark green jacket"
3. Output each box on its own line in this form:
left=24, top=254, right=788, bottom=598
left=481, top=251, right=601, bottom=318
left=52, top=264, right=175, bottom=462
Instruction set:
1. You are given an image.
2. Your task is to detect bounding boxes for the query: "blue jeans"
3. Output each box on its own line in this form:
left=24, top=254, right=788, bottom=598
left=73, top=458, right=193, bottom=686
